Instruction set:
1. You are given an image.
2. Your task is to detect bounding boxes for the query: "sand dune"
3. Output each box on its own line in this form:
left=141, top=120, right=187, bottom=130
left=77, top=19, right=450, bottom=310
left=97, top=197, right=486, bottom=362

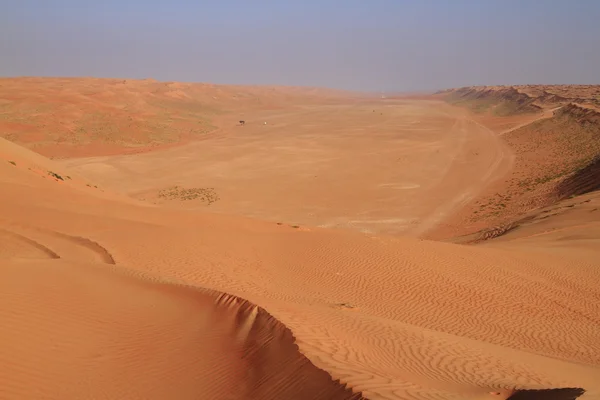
left=0, top=260, right=364, bottom=399
left=0, top=77, right=357, bottom=158
left=430, top=87, right=600, bottom=240
left=1, top=79, right=600, bottom=400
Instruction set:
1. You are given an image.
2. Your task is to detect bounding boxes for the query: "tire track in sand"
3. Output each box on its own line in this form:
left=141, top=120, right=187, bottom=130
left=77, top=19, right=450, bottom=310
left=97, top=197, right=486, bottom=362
left=411, top=115, right=514, bottom=237
left=0, top=228, right=61, bottom=260
left=0, top=221, right=115, bottom=264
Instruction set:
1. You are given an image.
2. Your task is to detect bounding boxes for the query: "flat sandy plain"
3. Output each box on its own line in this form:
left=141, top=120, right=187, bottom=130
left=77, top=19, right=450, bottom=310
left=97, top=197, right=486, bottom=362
left=1, top=78, right=599, bottom=400
left=59, top=95, right=512, bottom=237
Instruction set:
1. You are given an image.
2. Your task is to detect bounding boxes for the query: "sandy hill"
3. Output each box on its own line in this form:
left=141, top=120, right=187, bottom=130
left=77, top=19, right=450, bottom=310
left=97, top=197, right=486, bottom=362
left=437, top=85, right=600, bottom=115
left=428, top=86, right=600, bottom=241
left=438, top=86, right=542, bottom=116
left=0, top=77, right=355, bottom=158
left=1, top=78, right=599, bottom=400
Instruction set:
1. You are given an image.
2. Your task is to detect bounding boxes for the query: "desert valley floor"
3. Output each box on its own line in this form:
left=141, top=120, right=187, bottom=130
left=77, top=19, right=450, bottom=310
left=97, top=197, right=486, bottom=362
left=59, top=99, right=513, bottom=237
left=1, top=78, right=599, bottom=400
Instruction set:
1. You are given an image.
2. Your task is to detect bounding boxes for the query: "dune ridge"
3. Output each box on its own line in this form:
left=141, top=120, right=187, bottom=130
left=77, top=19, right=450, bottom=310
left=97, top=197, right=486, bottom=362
left=438, top=85, right=600, bottom=114
left=0, top=139, right=365, bottom=399
left=437, top=86, right=542, bottom=116
left=428, top=88, right=600, bottom=240
left=0, top=258, right=365, bottom=399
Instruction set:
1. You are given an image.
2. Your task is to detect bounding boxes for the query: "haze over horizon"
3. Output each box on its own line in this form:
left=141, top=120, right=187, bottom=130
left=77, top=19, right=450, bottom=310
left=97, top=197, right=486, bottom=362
left=2, top=0, right=599, bottom=92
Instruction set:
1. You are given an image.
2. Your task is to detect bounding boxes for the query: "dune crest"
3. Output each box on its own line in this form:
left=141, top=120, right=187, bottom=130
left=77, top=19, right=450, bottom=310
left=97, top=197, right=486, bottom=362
left=0, top=260, right=365, bottom=399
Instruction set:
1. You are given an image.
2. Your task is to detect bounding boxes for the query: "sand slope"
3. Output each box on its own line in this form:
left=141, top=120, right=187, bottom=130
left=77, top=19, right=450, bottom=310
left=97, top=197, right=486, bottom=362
left=1, top=122, right=599, bottom=399
left=0, top=77, right=356, bottom=158
left=0, top=260, right=364, bottom=400
left=430, top=86, right=600, bottom=240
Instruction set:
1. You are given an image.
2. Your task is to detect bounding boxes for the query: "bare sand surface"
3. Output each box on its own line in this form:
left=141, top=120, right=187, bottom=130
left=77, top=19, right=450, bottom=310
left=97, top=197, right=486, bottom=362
left=1, top=79, right=600, bottom=400
left=58, top=99, right=512, bottom=236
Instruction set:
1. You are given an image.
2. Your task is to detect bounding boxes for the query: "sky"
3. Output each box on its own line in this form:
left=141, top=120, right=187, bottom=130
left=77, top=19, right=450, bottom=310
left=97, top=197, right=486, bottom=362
left=1, top=0, right=599, bottom=92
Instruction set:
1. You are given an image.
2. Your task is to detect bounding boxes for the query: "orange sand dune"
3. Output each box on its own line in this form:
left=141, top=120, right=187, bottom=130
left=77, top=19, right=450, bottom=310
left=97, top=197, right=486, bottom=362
left=431, top=89, right=600, bottom=240
left=1, top=261, right=363, bottom=399
left=1, top=104, right=600, bottom=400
left=0, top=77, right=357, bottom=158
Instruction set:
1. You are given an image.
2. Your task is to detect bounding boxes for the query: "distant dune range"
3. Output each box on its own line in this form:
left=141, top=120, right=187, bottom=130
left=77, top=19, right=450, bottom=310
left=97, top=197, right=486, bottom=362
left=1, top=78, right=599, bottom=400
left=0, top=77, right=354, bottom=158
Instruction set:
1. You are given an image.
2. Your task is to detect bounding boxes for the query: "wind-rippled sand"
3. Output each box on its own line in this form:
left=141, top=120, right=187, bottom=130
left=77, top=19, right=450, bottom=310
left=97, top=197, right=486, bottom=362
left=0, top=80, right=599, bottom=400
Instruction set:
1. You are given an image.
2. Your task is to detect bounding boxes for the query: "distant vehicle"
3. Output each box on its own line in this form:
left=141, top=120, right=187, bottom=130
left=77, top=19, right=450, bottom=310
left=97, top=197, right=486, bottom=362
left=239, top=120, right=245, bottom=126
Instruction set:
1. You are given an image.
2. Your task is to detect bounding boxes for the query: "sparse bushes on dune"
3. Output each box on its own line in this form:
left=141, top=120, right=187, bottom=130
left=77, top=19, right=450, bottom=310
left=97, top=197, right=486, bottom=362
left=455, top=102, right=600, bottom=238
left=157, top=186, right=219, bottom=204
left=48, top=171, right=64, bottom=181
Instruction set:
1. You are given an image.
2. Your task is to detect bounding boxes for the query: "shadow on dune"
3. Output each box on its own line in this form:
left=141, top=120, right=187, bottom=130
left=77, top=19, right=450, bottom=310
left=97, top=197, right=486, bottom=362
left=0, top=260, right=365, bottom=400
left=508, top=388, right=585, bottom=400
left=213, top=292, right=367, bottom=399
left=556, top=155, right=600, bottom=200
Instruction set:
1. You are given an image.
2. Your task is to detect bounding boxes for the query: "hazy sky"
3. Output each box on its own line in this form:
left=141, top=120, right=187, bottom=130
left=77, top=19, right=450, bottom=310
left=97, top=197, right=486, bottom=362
left=1, top=1, right=599, bottom=92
